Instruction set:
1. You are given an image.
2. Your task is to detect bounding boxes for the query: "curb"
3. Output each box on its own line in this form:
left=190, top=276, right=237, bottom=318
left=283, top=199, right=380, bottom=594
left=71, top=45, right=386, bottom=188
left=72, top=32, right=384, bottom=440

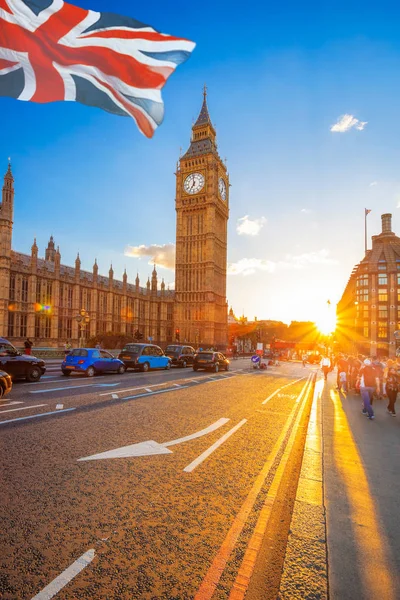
left=277, top=377, right=328, bottom=599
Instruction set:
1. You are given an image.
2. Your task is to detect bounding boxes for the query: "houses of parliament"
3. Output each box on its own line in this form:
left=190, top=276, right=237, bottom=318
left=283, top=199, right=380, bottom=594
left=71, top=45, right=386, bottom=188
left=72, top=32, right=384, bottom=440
left=0, top=92, right=229, bottom=348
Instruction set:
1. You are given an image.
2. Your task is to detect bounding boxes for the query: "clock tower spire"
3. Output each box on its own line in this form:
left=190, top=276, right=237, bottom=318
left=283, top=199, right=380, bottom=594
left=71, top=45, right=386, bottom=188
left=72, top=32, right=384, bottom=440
left=174, top=90, right=229, bottom=347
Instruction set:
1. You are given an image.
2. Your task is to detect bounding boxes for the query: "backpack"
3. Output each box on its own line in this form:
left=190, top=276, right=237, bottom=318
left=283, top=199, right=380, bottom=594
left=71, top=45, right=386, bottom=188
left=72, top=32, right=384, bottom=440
left=361, top=366, right=377, bottom=388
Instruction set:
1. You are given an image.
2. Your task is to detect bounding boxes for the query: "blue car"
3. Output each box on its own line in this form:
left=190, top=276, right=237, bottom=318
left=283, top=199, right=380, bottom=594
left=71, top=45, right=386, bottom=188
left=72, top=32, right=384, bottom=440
left=61, top=348, right=126, bottom=377
left=117, top=343, right=171, bottom=372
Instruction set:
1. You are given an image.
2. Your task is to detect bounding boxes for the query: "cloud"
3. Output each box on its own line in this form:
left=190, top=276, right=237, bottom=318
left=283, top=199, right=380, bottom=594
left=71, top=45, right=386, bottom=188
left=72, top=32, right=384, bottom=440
left=228, top=250, right=337, bottom=276
left=236, top=215, right=267, bottom=236
left=369, top=181, right=378, bottom=187
left=282, top=249, right=338, bottom=268
left=124, top=243, right=175, bottom=270
left=228, top=258, right=276, bottom=276
left=330, top=114, right=367, bottom=133
left=301, top=208, right=313, bottom=214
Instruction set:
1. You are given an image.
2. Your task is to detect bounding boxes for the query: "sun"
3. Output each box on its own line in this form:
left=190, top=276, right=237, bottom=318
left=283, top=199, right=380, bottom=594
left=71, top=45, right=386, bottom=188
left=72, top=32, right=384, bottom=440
left=316, top=313, right=336, bottom=335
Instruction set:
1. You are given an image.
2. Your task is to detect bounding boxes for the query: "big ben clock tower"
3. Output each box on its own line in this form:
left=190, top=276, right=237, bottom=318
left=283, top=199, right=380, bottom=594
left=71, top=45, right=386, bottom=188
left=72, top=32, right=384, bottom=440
left=175, top=88, right=229, bottom=347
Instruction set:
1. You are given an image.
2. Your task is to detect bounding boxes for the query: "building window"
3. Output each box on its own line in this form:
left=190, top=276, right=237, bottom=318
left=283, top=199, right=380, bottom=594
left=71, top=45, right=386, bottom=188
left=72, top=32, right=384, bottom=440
left=378, top=322, right=388, bottom=338
left=20, top=314, right=27, bottom=338
left=378, top=289, right=388, bottom=302
left=378, top=261, right=387, bottom=271
left=378, top=306, right=388, bottom=319
left=356, top=289, right=369, bottom=302
left=9, top=274, right=16, bottom=301
left=363, top=325, right=369, bottom=338
left=21, top=278, right=28, bottom=303
left=378, top=274, right=387, bottom=286
left=356, top=274, right=368, bottom=287
left=7, top=312, right=14, bottom=337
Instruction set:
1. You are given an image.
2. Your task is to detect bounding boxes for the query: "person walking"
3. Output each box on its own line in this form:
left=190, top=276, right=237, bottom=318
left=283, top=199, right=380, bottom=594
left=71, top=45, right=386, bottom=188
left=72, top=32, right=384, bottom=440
left=64, top=341, right=72, bottom=357
left=385, top=365, right=398, bottom=416
left=302, top=353, right=307, bottom=367
left=320, top=355, right=331, bottom=381
left=24, top=338, right=33, bottom=355
left=358, top=359, right=380, bottom=420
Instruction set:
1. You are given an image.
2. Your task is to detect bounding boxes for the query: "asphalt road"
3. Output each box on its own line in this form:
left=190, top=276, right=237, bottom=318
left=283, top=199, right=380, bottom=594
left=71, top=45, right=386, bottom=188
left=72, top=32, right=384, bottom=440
left=0, top=360, right=315, bottom=599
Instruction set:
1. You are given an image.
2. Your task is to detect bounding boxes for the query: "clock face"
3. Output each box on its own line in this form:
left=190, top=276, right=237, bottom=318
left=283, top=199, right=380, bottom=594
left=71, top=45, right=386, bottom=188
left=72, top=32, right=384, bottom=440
left=219, top=177, right=227, bottom=200
left=184, top=172, right=205, bottom=195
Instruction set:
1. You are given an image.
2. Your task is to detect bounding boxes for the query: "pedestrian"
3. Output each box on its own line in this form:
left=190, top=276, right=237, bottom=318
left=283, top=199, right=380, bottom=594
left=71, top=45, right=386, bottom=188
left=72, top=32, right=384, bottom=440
left=302, top=353, right=307, bottom=367
left=95, top=342, right=101, bottom=350
left=339, top=370, right=347, bottom=393
left=24, top=338, right=33, bottom=355
left=336, top=354, right=349, bottom=390
left=320, top=355, right=331, bottom=381
left=385, top=366, right=398, bottom=416
left=358, top=358, right=380, bottom=420
left=64, top=341, right=72, bottom=357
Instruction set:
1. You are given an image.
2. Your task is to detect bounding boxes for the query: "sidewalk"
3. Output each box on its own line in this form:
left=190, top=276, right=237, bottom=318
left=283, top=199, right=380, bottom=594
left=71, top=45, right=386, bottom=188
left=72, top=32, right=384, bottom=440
left=322, top=375, right=400, bottom=599
left=278, top=373, right=400, bottom=599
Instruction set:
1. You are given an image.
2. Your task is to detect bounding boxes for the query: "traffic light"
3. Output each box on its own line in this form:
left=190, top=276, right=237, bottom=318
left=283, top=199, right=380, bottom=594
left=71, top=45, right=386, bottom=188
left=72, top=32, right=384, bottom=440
left=175, top=328, right=180, bottom=341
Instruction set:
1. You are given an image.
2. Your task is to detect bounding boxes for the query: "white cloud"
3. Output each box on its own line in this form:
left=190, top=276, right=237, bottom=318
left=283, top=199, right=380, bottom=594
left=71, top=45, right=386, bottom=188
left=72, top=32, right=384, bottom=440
left=228, top=249, right=337, bottom=277
left=236, top=215, right=267, bottom=236
left=369, top=181, right=378, bottom=187
left=228, top=258, right=276, bottom=276
left=283, top=249, right=338, bottom=268
left=301, top=208, right=313, bottom=214
left=124, top=243, right=175, bottom=270
left=330, top=114, right=367, bottom=133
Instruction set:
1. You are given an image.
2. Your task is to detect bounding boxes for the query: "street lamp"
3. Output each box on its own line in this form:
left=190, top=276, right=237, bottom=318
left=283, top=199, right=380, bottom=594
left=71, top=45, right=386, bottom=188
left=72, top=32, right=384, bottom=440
left=75, top=308, right=90, bottom=348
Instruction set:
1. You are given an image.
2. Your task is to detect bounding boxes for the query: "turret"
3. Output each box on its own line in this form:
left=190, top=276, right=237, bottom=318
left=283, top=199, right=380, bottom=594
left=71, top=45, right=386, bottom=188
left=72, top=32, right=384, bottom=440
left=151, top=264, right=158, bottom=294
left=93, top=259, right=98, bottom=283
left=109, top=263, right=114, bottom=285
left=0, top=162, right=14, bottom=259
left=75, top=252, right=81, bottom=281
left=161, top=278, right=165, bottom=296
left=146, top=277, right=150, bottom=293
left=31, top=238, right=38, bottom=271
left=45, top=235, right=56, bottom=262
left=135, top=273, right=140, bottom=293
left=55, top=246, right=61, bottom=272
left=123, top=268, right=128, bottom=286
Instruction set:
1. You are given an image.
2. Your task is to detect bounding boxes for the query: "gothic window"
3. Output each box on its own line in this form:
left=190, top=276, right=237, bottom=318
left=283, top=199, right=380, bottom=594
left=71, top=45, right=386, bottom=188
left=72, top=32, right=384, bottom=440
left=7, top=312, right=14, bottom=337
left=9, top=274, right=15, bottom=301
left=67, top=287, right=73, bottom=308
left=21, top=278, right=28, bottom=303
left=20, top=314, right=27, bottom=338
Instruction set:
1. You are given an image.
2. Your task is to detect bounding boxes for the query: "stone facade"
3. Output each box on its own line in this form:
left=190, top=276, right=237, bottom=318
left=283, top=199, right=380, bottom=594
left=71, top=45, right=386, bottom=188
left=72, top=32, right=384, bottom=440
left=337, top=213, right=400, bottom=358
left=0, top=94, right=229, bottom=348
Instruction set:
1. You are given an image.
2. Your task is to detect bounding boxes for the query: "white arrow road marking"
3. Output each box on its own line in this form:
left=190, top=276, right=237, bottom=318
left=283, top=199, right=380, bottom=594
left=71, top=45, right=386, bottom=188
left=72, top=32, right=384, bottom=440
left=111, top=394, right=119, bottom=399
left=56, top=404, right=64, bottom=410
left=78, top=418, right=230, bottom=462
left=262, top=377, right=305, bottom=405
left=31, top=548, right=95, bottom=600
left=183, top=419, right=247, bottom=473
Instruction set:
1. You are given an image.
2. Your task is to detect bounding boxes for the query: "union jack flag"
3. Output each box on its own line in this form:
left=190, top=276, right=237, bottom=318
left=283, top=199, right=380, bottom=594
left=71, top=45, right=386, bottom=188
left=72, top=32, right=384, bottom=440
left=0, top=0, right=195, bottom=137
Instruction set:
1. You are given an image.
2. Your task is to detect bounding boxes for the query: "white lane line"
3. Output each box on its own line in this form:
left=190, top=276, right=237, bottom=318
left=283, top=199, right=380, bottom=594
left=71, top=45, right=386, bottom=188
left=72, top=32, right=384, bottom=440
left=27, top=375, right=107, bottom=386
left=31, top=548, right=95, bottom=600
left=0, top=401, right=24, bottom=408
left=56, top=404, right=64, bottom=410
left=0, top=408, right=76, bottom=426
left=99, top=382, right=164, bottom=396
left=145, top=388, right=152, bottom=393
left=163, top=418, right=230, bottom=448
left=173, top=383, right=181, bottom=387
left=188, top=379, right=201, bottom=383
left=123, top=386, right=189, bottom=401
left=183, top=419, right=247, bottom=473
left=262, top=377, right=305, bottom=405
left=0, top=404, right=47, bottom=414
left=30, top=384, right=97, bottom=394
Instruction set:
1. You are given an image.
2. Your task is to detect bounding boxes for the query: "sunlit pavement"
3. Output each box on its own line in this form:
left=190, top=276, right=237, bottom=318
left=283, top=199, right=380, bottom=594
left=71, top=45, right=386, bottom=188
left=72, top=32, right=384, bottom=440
left=1, top=363, right=399, bottom=599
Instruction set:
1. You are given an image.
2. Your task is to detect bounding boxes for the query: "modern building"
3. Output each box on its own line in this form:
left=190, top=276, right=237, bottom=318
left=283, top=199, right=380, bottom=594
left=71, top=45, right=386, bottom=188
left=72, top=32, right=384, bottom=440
left=0, top=92, right=229, bottom=348
left=336, top=213, right=400, bottom=357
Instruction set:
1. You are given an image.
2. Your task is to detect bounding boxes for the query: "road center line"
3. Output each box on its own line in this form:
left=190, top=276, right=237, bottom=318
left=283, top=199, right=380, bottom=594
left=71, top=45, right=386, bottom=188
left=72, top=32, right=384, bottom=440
left=0, top=404, right=47, bottom=414
left=183, top=419, right=247, bottom=473
left=31, top=548, right=95, bottom=600
left=123, top=386, right=189, bottom=401
left=30, top=384, right=98, bottom=394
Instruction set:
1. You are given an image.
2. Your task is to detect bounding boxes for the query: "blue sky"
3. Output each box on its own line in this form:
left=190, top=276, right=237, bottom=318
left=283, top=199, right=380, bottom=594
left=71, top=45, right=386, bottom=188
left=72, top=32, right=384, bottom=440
left=2, top=0, right=400, bottom=323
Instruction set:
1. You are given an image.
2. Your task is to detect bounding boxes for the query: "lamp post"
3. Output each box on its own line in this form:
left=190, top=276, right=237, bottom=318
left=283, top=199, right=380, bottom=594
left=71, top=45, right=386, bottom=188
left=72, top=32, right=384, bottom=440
left=75, top=308, right=90, bottom=348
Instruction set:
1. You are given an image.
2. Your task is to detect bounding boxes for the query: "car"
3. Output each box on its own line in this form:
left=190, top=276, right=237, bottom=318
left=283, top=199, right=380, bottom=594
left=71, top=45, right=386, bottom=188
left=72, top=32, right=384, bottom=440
left=0, top=337, right=46, bottom=382
left=164, top=344, right=196, bottom=368
left=193, top=351, right=230, bottom=373
left=0, top=369, right=12, bottom=398
left=118, top=343, right=171, bottom=372
left=61, top=348, right=127, bottom=377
